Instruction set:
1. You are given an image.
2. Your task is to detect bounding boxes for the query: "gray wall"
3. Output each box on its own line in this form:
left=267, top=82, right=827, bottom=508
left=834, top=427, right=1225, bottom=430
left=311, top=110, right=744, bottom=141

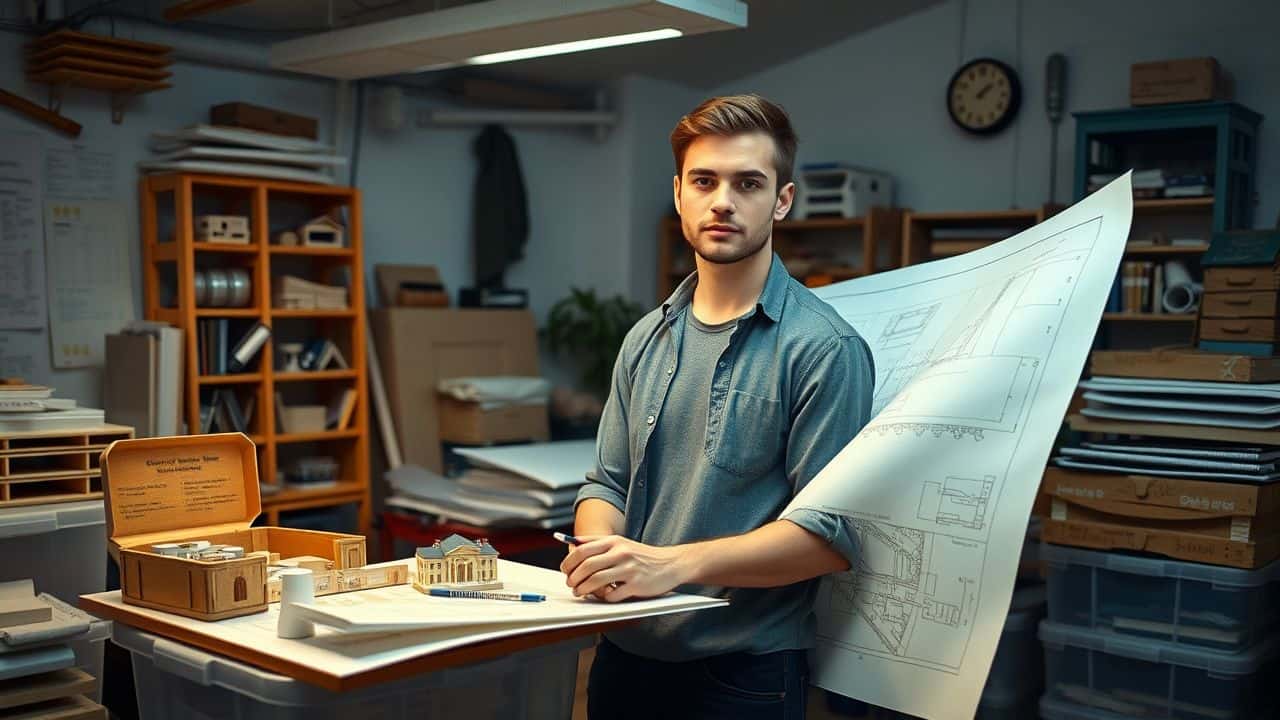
left=712, top=0, right=1280, bottom=218
left=5, top=0, right=1280, bottom=407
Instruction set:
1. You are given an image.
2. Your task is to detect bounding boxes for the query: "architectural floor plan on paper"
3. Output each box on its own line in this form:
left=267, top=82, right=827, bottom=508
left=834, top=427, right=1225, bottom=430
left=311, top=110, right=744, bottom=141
left=803, top=213, right=1107, bottom=677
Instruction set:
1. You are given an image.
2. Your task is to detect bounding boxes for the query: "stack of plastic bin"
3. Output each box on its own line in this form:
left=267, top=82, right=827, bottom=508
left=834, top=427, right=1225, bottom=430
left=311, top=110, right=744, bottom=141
left=1038, top=543, right=1280, bottom=719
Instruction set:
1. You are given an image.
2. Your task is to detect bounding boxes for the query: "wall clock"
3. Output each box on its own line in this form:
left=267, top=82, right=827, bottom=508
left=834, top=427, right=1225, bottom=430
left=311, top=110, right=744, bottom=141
left=947, top=57, right=1022, bottom=135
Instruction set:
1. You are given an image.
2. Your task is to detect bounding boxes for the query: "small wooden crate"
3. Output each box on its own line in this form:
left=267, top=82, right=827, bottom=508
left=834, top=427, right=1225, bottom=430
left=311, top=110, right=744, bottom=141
left=0, top=424, right=133, bottom=507
left=101, top=433, right=367, bottom=621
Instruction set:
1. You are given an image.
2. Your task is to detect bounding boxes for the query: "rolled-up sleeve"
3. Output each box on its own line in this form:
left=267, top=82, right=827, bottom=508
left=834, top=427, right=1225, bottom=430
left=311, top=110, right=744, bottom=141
left=781, top=334, right=875, bottom=566
left=575, top=336, right=635, bottom=513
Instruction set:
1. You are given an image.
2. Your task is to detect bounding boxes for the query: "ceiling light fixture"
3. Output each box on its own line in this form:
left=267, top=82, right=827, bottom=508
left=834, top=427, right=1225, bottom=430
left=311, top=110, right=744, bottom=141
left=270, top=0, right=746, bottom=80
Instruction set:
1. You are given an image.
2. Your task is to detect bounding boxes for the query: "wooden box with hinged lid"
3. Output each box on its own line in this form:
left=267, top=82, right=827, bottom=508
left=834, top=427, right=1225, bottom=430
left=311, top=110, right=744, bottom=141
left=101, top=433, right=367, bottom=620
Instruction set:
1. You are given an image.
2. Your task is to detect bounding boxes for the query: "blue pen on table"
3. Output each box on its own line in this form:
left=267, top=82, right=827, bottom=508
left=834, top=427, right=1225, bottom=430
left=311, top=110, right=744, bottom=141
left=428, top=588, right=546, bottom=602
left=552, top=531, right=582, bottom=545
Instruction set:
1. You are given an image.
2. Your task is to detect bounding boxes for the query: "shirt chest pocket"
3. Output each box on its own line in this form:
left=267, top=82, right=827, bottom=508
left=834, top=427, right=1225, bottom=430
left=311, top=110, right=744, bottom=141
left=709, top=389, right=785, bottom=477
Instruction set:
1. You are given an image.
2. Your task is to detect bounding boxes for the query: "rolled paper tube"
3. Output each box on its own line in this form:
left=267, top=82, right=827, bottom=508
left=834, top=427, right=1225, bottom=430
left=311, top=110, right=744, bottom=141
left=277, top=568, right=316, bottom=639
left=1162, top=260, right=1202, bottom=314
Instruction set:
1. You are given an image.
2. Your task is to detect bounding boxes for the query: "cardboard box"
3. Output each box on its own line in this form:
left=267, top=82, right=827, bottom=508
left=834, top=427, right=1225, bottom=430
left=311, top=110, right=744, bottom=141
left=437, top=397, right=549, bottom=446
left=1045, top=468, right=1280, bottom=543
left=1042, top=518, right=1280, bottom=569
left=1130, top=57, right=1230, bottom=106
left=371, top=309, right=539, bottom=472
left=1041, top=467, right=1280, bottom=568
left=1044, top=467, right=1280, bottom=517
left=281, top=404, right=326, bottom=433
left=1088, top=347, right=1280, bottom=382
left=101, top=433, right=367, bottom=620
left=210, top=102, right=317, bottom=139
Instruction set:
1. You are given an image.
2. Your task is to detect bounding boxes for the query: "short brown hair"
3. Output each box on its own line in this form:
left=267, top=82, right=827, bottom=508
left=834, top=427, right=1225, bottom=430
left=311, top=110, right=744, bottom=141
left=670, top=94, right=798, bottom=190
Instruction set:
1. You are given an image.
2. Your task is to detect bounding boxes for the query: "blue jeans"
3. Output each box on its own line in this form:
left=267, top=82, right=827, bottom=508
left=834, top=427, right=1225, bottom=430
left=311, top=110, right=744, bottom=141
left=587, top=637, right=808, bottom=720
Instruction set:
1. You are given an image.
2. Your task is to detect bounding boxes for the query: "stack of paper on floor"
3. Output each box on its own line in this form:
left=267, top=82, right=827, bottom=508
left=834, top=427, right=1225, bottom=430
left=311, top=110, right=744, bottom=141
left=0, top=382, right=102, bottom=433
left=386, top=440, right=593, bottom=528
left=142, top=124, right=345, bottom=184
left=1078, top=376, right=1280, bottom=430
left=0, top=586, right=108, bottom=718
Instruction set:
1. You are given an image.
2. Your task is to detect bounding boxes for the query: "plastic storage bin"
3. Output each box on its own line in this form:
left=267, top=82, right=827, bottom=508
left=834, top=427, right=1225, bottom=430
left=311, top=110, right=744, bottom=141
left=1040, top=620, right=1278, bottom=719
left=981, top=583, right=1046, bottom=702
left=0, top=500, right=107, bottom=604
left=114, top=623, right=590, bottom=720
left=1043, top=542, right=1280, bottom=652
left=0, top=500, right=110, bottom=700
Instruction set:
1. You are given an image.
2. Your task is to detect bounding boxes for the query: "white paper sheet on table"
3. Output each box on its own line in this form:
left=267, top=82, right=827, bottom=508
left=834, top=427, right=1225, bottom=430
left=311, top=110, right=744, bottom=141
left=289, top=559, right=726, bottom=634
left=80, top=560, right=725, bottom=680
left=779, top=175, right=1133, bottom=720
left=453, top=440, right=596, bottom=489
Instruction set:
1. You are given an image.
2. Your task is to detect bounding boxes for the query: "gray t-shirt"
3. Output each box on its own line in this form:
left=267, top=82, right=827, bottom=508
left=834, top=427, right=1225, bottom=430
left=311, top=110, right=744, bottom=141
left=577, top=253, right=875, bottom=661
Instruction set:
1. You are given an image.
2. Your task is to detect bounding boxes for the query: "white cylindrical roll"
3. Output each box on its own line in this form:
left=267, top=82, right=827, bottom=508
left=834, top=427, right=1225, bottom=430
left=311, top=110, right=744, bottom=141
left=1162, top=260, right=1202, bottom=314
left=277, top=568, right=316, bottom=639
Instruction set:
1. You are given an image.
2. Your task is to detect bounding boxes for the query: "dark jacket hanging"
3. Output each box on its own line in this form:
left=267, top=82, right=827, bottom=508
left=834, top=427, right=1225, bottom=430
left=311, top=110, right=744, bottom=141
left=472, top=124, right=529, bottom=288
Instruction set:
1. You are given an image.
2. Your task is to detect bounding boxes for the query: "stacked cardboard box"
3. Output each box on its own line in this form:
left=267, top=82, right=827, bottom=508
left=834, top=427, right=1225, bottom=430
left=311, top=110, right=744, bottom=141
left=1041, top=466, right=1280, bottom=569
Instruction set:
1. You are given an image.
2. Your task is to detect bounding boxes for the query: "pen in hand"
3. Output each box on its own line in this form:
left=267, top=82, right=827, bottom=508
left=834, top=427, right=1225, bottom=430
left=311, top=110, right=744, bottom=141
left=553, top=531, right=582, bottom=545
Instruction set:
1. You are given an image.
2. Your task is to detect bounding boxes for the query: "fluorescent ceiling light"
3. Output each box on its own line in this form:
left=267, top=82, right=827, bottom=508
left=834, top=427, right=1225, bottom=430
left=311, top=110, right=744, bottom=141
left=467, top=28, right=683, bottom=66
left=270, top=0, right=746, bottom=80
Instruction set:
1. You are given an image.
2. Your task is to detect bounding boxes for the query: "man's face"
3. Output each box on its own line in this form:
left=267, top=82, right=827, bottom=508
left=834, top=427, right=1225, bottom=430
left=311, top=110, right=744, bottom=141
left=674, top=132, right=795, bottom=266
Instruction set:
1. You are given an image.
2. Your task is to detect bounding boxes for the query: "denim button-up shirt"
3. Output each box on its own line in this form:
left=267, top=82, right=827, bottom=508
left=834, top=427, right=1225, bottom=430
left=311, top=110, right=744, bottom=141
left=577, top=253, right=875, bottom=660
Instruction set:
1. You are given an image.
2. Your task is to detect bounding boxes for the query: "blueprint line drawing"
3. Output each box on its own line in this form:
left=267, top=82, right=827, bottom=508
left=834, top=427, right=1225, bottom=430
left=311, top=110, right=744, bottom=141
left=821, top=520, right=980, bottom=673
left=918, top=475, right=995, bottom=529
left=782, top=175, right=1133, bottom=720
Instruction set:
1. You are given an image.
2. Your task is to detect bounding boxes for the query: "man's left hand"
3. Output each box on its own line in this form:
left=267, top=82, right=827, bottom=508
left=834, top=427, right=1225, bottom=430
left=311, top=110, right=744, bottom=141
left=559, top=535, right=687, bottom=602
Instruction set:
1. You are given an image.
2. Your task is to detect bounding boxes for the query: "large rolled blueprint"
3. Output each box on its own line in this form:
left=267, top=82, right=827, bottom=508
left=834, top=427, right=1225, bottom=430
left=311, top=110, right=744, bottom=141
left=785, top=174, right=1133, bottom=720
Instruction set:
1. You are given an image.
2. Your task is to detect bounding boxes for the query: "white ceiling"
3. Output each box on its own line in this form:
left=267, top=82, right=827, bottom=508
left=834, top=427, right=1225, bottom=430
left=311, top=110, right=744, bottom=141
left=112, top=0, right=943, bottom=89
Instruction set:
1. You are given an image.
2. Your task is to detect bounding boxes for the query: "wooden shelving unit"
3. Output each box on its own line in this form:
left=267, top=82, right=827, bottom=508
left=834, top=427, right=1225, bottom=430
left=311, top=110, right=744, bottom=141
left=656, top=207, right=904, bottom=301
left=1074, top=102, right=1260, bottom=350
left=901, top=205, right=1062, bottom=267
left=139, top=172, right=371, bottom=537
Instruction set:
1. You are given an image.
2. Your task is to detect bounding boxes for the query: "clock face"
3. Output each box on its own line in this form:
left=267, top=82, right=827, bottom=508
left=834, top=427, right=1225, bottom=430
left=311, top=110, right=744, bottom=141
left=947, top=58, right=1021, bottom=134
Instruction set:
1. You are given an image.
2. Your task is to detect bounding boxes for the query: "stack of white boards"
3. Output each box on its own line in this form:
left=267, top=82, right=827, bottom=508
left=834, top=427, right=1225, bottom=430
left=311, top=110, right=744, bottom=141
left=1079, top=376, right=1280, bottom=431
left=141, top=124, right=346, bottom=185
left=0, top=581, right=106, bottom=719
left=1053, top=440, right=1280, bottom=483
left=386, top=440, right=593, bottom=528
left=0, top=385, right=101, bottom=433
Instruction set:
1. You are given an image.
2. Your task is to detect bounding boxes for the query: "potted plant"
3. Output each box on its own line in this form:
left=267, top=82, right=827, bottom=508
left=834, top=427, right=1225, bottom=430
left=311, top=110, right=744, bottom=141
left=543, top=288, right=645, bottom=436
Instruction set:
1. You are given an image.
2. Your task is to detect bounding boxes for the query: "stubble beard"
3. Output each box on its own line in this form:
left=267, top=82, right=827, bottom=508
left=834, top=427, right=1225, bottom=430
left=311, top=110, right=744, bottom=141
left=687, top=221, right=772, bottom=266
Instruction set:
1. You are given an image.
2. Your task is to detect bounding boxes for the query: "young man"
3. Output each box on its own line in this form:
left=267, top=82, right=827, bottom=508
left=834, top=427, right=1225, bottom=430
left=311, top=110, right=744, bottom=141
left=562, top=94, right=875, bottom=719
